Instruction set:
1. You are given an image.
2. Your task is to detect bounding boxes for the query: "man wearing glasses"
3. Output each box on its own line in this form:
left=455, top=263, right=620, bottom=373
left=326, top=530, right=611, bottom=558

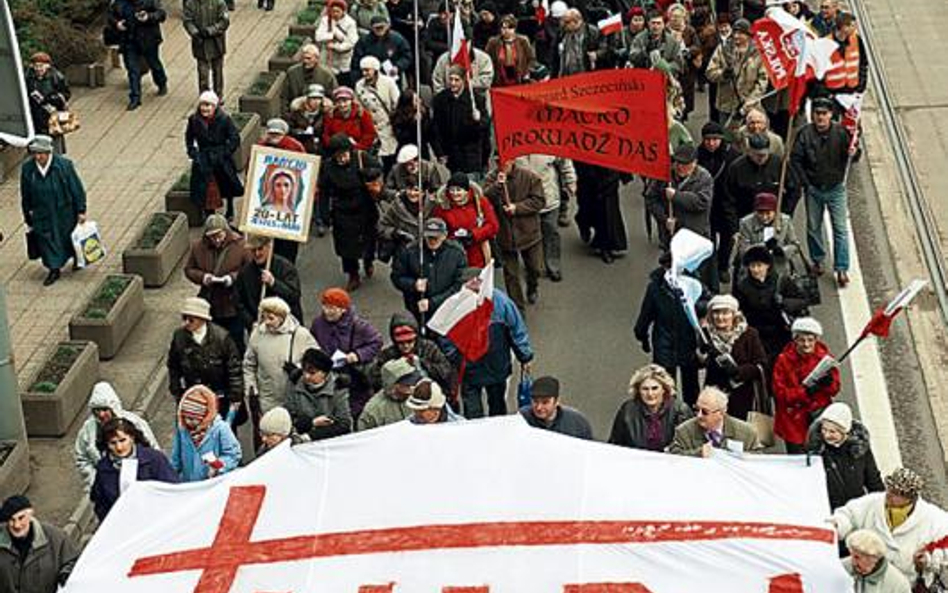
left=669, top=386, right=761, bottom=457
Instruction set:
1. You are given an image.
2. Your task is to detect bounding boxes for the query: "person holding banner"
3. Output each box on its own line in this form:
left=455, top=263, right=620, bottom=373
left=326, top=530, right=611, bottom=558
left=608, top=364, right=693, bottom=451
left=668, top=386, right=761, bottom=457
left=771, top=316, right=840, bottom=453
left=431, top=65, right=490, bottom=178
left=235, top=235, right=304, bottom=331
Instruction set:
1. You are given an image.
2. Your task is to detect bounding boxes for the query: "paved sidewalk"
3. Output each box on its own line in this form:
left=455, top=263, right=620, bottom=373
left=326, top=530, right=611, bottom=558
left=0, top=0, right=307, bottom=523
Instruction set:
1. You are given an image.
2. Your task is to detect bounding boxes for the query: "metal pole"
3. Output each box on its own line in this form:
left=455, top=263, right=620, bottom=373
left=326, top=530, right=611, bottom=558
left=415, top=0, right=427, bottom=334
left=0, top=285, right=27, bottom=442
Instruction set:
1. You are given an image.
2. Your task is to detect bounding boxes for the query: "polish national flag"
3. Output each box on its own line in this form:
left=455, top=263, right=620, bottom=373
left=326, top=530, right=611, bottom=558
left=597, top=13, right=623, bottom=35
left=536, top=0, right=549, bottom=25
left=427, top=264, right=494, bottom=362
left=859, top=279, right=927, bottom=339
left=450, top=9, right=471, bottom=73
left=836, top=92, right=864, bottom=150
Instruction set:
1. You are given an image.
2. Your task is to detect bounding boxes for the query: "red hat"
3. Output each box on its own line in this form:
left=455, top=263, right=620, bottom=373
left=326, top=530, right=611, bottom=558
left=626, top=6, right=645, bottom=19
left=31, top=52, right=52, bottom=64
left=327, top=0, right=348, bottom=10
left=393, top=325, right=418, bottom=342
left=321, top=287, right=351, bottom=309
left=754, top=192, right=779, bottom=211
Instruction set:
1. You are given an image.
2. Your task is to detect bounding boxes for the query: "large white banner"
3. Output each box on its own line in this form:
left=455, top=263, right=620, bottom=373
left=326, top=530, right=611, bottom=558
left=64, top=417, right=851, bottom=593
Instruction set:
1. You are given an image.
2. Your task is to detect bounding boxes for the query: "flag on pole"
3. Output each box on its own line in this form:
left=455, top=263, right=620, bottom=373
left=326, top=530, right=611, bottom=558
left=837, top=92, right=864, bottom=151
left=535, top=0, right=549, bottom=25
left=427, top=264, right=494, bottom=361
left=859, top=279, right=927, bottom=339
left=597, top=13, right=623, bottom=35
left=450, top=8, right=471, bottom=72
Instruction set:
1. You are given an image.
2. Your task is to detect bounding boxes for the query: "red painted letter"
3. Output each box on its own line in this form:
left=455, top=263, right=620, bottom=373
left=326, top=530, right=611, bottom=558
left=359, top=586, right=394, bottom=593
left=564, top=585, right=654, bottom=593
left=769, top=573, right=805, bottom=593
left=442, top=588, right=489, bottom=592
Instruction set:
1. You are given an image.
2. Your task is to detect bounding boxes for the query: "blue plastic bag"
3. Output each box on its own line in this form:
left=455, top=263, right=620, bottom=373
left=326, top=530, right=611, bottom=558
left=516, top=367, right=532, bottom=409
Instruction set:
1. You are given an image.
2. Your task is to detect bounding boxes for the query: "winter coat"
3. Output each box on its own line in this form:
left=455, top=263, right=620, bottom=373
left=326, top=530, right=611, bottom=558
left=697, top=141, right=741, bottom=232
left=244, top=315, right=318, bottom=413
left=733, top=212, right=800, bottom=267
left=108, top=0, right=166, bottom=50
left=431, top=50, right=495, bottom=95
left=358, top=390, right=412, bottom=430
left=452, top=289, right=534, bottom=387
left=516, top=154, right=577, bottom=214
left=319, top=150, right=380, bottom=260
left=705, top=40, right=768, bottom=115
left=668, top=414, right=762, bottom=456
left=520, top=405, right=594, bottom=440
left=791, top=121, right=852, bottom=190
left=169, top=388, right=241, bottom=482
left=315, top=14, right=359, bottom=75
left=842, top=556, right=912, bottom=593
left=634, top=267, right=709, bottom=367
left=390, top=240, right=467, bottom=319
left=90, top=445, right=178, bottom=520
left=25, top=67, right=70, bottom=137
left=74, top=382, right=159, bottom=491
left=724, top=153, right=800, bottom=227
left=732, top=270, right=809, bottom=365
left=351, top=30, right=412, bottom=78
left=609, top=397, right=693, bottom=451
left=349, top=0, right=389, bottom=35
left=182, top=0, right=228, bottom=61
left=628, top=30, right=684, bottom=76
left=185, top=109, right=244, bottom=204
left=644, top=165, right=714, bottom=247
left=309, top=308, right=383, bottom=366
left=285, top=373, right=352, bottom=440
left=20, top=155, right=86, bottom=271
left=235, top=254, right=303, bottom=330
left=806, top=420, right=885, bottom=510
left=431, top=88, right=490, bottom=174
left=700, top=323, right=768, bottom=421
left=835, top=492, right=948, bottom=583
left=482, top=166, right=545, bottom=252
left=0, top=519, right=78, bottom=593
left=366, top=312, right=456, bottom=393
left=772, top=341, right=841, bottom=445
left=551, top=24, right=607, bottom=77
left=433, top=185, right=499, bottom=268
left=386, top=160, right=448, bottom=193
left=286, top=97, right=328, bottom=154
left=184, top=230, right=249, bottom=320
left=167, top=323, right=243, bottom=402
left=485, top=35, right=536, bottom=86
left=377, top=193, right=434, bottom=261
left=322, top=105, right=378, bottom=151
left=355, top=75, right=401, bottom=156
left=282, top=64, right=338, bottom=115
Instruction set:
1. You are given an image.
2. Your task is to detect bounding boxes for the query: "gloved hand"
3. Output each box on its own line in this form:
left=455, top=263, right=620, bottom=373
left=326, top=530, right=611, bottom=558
left=453, top=228, right=473, bottom=245
left=640, top=340, right=651, bottom=354
left=765, top=237, right=778, bottom=250
left=715, top=353, right=740, bottom=376
left=395, top=229, right=414, bottom=242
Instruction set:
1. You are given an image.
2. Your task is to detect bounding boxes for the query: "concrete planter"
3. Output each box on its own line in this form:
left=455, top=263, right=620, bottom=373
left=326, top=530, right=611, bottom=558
left=63, top=62, right=108, bottom=88
left=69, top=275, right=145, bottom=360
left=267, top=52, right=298, bottom=73
left=122, top=212, right=190, bottom=287
left=21, top=341, right=100, bottom=437
left=289, top=23, right=317, bottom=40
left=165, top=175, right=203, bottom=227
left=0, top=145, right=26, bottom=184
left=238, top=71, right=286, bottom=123
left=0, top=441, right=31, bottom=500
left=233, top=112, right=261, bottom=172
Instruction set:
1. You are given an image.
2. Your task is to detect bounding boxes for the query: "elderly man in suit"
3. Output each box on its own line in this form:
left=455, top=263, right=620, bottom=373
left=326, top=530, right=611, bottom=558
left=669, top=386, right=761, bottom=457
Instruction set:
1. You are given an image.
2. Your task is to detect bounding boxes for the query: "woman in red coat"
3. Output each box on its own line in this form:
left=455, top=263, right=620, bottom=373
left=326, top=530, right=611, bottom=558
left=433, top=172, right=499, bottom=269
left=772, top=316, right=840, bottom=453
left=322, top=86, right=377, bottom=152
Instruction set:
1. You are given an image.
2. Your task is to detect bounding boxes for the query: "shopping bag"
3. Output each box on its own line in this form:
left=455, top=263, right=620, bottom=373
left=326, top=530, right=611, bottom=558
left=71, top=221, right=106, bottom=268
left=25, top=230, right=41, bottom=260
left=747, top=364, right=775, bottom=447
left=516, top=366, right=532, bottom=409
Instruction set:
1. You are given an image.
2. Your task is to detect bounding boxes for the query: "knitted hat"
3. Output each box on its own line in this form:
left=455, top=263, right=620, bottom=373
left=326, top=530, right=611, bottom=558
left=448, top=172, right=470, bottom=190
left=333, top=86, right=354, bottom=101
left=884, top=467, right=925, bottom=498
left=180, top=297, right=213, bottom=321
left=321, top=287, right=351, bottom=309
left=327, top=0, right=347, bottom=10
left=179, top=386, right=211, bottom=425
left=754, top=192, right=778, bottom=211
left=198, top=90, right=220, bottom=106
left=397, top=144, right=419, bottom=164
left=819, top=402, right=853, bottom=433
left=701, top=121, right=725, bottom=139
left=360, top=56, right=381, bottom=71
left=0, top=495, right=32, bottom=521
left=307, top=84, right=326, bottom=99
left=266, top=118, right=290, bottom=135
left=259, top=407, right=292, bottom=436
left=406, top=379, right=446, bottom=410
left=790, top=316, right=823, bottom=337
left=550, top=0, right=568, bottom=18
left=707, top=294, right=740, bottom=312
left=259, top=296, right=291, bottom=319
left=203, top=213, right=230, bottom=236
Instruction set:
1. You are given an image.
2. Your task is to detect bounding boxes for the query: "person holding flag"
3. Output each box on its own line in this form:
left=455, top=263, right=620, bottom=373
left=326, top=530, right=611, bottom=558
left=431, top=65, right=490, bottom=178
left=484, top=14, right=536, bottom=86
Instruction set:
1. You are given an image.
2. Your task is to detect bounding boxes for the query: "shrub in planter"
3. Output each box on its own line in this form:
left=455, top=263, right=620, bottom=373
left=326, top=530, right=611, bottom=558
left=21, top=340, right=100, bottom=437
left=290, top=7, right=318, bottom=38
left=69, top=274, right=145, bottom=360
left=231, top=111, right=261, bottom=172
left=239, top=71, right=287, bottom=122
left=268, top=35, right=304, bottom=71
left=165, top=171, right=203, bottom=227
left=122, top=212, right=190, bottom=287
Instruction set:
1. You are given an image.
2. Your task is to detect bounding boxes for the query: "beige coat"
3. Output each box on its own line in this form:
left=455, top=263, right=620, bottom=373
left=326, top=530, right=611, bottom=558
left=244, top=314, right=318, bottom=413
left=706, top=41, right=769, bottom=117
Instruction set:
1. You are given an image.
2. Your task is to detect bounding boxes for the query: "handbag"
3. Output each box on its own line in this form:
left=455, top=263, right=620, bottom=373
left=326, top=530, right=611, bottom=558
left=47, top=110, right=80, bottom=136
left=746, top=364, right=775, bottom=448
left=25, top=230, right=41, bottom=260
left=516, top=366, right=532, bottom=409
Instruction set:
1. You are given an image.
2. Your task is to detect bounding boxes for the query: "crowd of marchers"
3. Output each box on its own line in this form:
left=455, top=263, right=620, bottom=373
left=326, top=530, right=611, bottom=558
left=9, top=0, right=943, bottom=591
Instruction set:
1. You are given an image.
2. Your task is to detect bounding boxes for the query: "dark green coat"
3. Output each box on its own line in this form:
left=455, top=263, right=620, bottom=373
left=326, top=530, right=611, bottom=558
left=182, top=0, right=229, bottom=61
left=20, top=156, right=87, bottom=270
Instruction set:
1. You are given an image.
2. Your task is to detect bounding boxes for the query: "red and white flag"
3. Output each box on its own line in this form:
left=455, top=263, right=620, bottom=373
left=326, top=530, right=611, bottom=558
left=427, top=263, right=494, bottom=361
left=597, top=12, right=623, bottom=35
left=535, top=0, right=549, bottom=25
left=450, top=8, right=471, bottom=72
left=860, top=279, right=927, bottom=339
left=837, top=92, right=864, bottom=151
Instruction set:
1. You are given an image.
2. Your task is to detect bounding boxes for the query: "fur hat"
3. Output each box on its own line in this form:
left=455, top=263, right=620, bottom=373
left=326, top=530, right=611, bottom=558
left=707, top=294, right=740, bottom=312
left=884, top=467, right=925, bottom=498
left=259, top=407, right=292, bottom=437
left=791, top=317, right=823, bottom=337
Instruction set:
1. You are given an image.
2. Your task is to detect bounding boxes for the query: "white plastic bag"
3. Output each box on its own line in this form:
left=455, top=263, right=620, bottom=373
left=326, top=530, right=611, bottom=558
left=71, top=221, right=106, bottom=268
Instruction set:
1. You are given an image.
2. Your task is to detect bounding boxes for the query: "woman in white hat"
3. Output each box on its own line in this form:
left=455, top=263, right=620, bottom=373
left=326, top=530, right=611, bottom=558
left=806, top=401, right=884, bottom=510
left=184, top=90, right=244, bottom=221
left=771, top=316, right=840, bottom=453
left=699, top=294, right=767, bottom=420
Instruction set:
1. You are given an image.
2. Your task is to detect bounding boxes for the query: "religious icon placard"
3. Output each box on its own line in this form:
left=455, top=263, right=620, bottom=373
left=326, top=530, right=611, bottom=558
left=238, top=145, right=320, bottom=242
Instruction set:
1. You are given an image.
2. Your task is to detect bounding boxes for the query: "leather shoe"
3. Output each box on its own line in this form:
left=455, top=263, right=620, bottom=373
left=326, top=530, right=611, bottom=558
left=600, top=251, right=615, bottom=264
left=345, top=273, right=361, bottom=292
left=156, top=85, right=168, bottom=96
left=811, top=262, right=824, bottom=276
left=548, top=270, right=562, bottom=282
left=579, top=226, right=592, bottom=244
left=557, top=211, right=570, bottom=228
left=315, top=224, right=327, bottom=237
left=527, top=288, right=539, bottom=304
left=836, top=270, right=850, bottom=288
left=127, top=99, right=141, bottom=111
left=43, top=269, right=60, bottom=286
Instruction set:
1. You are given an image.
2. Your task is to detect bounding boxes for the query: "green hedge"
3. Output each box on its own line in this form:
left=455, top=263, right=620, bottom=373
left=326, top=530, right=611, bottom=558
left=11, top=0, right=108, bottom=68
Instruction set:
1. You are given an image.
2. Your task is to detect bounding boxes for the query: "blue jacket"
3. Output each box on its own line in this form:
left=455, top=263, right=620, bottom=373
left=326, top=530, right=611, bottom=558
left=452, top=289, right=534, bottom=387
left=90, top=445, right=178, bottom=520
left=170, top=417, right=242, bottom=482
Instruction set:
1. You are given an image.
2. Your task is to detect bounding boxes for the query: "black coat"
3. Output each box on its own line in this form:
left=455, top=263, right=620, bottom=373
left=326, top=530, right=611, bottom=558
left=700, top=325, right=768, bottom=420
left=25, top=67, right=70, bottom=137
left=430, top=88, right=489, bottom=174
left=185, top=109, right=244, bottom=204
left=167, top=323, right=243, bottom=402
left=732, top=271, right=809, bottom=365
left=367, top=312, right=456, bottom=393
left=235, top=255, right=303, bottom=330
left=806, top=420, right=885, bottom=510
left=608, top=397, right=693, bottom=451
left=697, top=141, right=741, bottom=232
left=390, top=241, right=467, bottom=320
left=319, top=151, right=380, bottom=261
left=351, top=30, right=413, bottom=77
left=724, top=153, right=800, bottom=229
left=634, top=267, right=709, bottom=367
left=108, top=0, right=166, bottom=50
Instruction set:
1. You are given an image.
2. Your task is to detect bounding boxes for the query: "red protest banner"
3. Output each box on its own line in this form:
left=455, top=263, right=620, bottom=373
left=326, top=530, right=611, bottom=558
left=490, top=69, right=670, bottom=180
left=752, top=17, right=795, bottom=91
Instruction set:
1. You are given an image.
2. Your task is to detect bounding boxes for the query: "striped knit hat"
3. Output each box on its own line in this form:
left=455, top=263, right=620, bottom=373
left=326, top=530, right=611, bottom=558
left=179, top=387, right=210, bottom=424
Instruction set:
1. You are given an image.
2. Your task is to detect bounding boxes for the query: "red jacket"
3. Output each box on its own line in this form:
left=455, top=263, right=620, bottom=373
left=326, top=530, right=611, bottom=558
left=771, top=341, right=841, bottom=445
left=434, top=194, right=499, bottom=269
left=257, top=136, right=306, bottom=153
left=322, top=106, right=377, bottom=151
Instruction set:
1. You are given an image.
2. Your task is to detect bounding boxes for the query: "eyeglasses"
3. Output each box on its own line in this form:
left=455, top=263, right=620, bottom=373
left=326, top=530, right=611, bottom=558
left=694, top=406, right=722, bottom=416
